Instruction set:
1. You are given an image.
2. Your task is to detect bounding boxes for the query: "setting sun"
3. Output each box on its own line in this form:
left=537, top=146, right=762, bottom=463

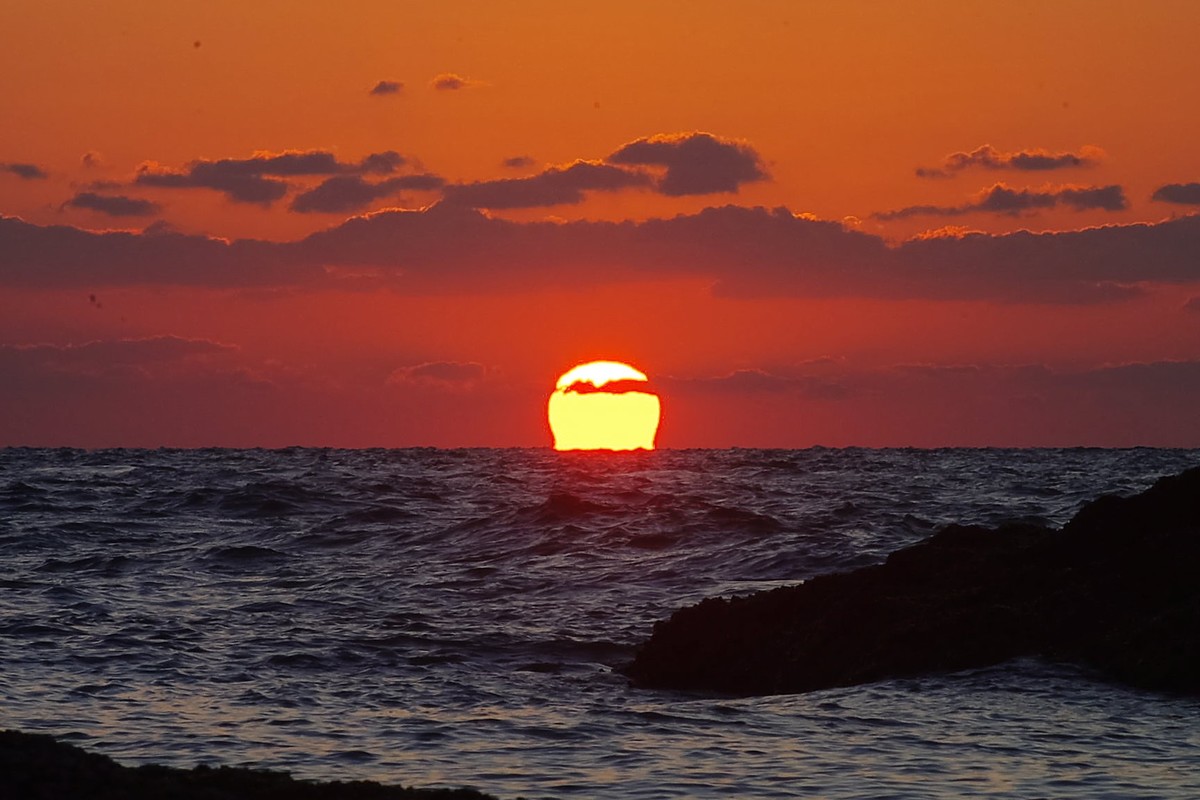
left=548, top=361, right=662, bottom=451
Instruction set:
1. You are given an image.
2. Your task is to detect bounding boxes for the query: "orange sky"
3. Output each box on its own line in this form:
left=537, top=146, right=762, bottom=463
left=3, top=1, right=1200, bottom=447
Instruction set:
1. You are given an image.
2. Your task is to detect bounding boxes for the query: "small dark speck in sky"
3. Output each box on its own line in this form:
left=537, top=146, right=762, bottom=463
left=193, top=40, right=201, bottom=49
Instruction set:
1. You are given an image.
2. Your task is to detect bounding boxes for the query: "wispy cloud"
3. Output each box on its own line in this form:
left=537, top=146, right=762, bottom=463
left=431, top=73, right=480, bottom=91
left=874, top=183, right=1127, bottom=220
left=0, top=337, right=237, bottom=379
left=916, top=144, right=1102, bottom=178
left=135, top=149, right=409, bottom=205
left=442, top=160, right=650, bottom=209
left=63, top=192, right=161, bottom=217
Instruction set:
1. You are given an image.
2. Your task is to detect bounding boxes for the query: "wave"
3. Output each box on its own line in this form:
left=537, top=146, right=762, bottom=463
left=2, top=446, right=1199, bottom=798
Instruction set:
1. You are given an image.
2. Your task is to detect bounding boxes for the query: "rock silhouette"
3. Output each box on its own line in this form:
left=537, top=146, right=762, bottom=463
left=627, top=466, right=1200, bottom=696
left=0, top=730, right=499, bottom=800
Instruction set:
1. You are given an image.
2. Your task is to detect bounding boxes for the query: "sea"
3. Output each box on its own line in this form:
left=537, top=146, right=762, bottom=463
left=2, top=447, right=1199, bottom=799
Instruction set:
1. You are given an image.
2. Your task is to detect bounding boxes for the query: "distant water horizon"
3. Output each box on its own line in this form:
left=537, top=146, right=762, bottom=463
left=3, top=446, right=1199, bottom=799
left=8, top=444, right=1197, bottom=453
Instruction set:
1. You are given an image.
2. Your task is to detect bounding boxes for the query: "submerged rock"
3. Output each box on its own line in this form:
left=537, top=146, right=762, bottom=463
left=626, top=466, right=1200, bottom=696
left=0, top=730, right=500, bottom=800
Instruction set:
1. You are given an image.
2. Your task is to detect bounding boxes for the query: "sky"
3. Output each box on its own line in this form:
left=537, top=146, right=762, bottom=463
left=3, top=0, right=1200, bottom=448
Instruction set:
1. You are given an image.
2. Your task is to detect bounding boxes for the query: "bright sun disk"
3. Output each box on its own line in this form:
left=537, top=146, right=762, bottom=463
left=548, top=360, right=661, bottom=451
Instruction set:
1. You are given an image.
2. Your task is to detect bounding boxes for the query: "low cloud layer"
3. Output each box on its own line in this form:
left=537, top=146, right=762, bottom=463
left=5, top=204, right=1200, bottom=304
left=917, top=145, right=1102, bottom=178
left=875, top=183, right=1127, bottom=220
left=136, top=149, right=409, bottom=204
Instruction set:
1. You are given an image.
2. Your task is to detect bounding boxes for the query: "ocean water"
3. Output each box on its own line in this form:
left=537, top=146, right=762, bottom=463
left=2, top=447, right=1199, bottom=799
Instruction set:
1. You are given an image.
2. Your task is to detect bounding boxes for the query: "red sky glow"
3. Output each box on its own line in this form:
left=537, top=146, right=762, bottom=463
left=3, top=0, right=1200, bottom=448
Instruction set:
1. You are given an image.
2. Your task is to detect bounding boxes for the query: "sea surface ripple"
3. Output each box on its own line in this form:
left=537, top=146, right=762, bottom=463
left=1, top=447, right=1199, bottom=798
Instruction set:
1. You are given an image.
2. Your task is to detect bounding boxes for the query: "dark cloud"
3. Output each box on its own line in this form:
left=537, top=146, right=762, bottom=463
left=116, top=133, right=766, bottom=211
left=975, top=185, right=1060, bottom=214
left=607, top=132, right=768, bottom=195
left=136, top=165, right=290, bottom=204
left=443, top=133, right=768, bottom=207
left=198, top=151, right=345, bottom=176
left=358, top=151, right=405, bottom=174
left=290, top=173, right=444, bottom=214
left=7, top=204, right=1200, bottom=304
left=431, top=73, right=474, bottom=90
left=1152, top=183, right=1200, bottom=205
left=81, top=152, right=102, bottom=168
left=390, top=173, right=444, bottom=191
left=135, top=150, right=409, bottom=204
left=63, top=192, right=161, bottom=217
left=1056, top=185, right=1127, bottom=211
left=289, top=176, right=382, bottom=214
left=142, top=219, right=180, bottom=236
left=3, top=162, right=48, bottom=180
left=563, top=379, right=654, bottom=395
left=875, top=183, right=1127, bottom=220
left=369, top=80, right=403, bottom=96
left=1185, top=296, right=1200, bottom=314
left=502, top=156, right=535, bottom=169
left=387, top=361, right=487, bottom=388
left=442, top=160, right=650, bottom=209
left=917, top=144, right=1101, bottom=178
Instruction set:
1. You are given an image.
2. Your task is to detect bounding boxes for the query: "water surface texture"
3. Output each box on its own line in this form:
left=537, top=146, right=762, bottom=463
left=2, top=447, right=1199, bottom=798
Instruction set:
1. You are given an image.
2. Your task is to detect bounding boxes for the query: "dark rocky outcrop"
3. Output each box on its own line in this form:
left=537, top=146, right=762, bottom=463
left=0, top=730, right=500, bottom=800
left=626, top=466, right=1200, bottom=696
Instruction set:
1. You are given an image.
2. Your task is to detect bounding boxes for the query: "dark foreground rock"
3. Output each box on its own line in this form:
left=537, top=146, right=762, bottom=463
left=0, top=730, right=500, bottom=800
left=626, top=466, right=1200, bottom=696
